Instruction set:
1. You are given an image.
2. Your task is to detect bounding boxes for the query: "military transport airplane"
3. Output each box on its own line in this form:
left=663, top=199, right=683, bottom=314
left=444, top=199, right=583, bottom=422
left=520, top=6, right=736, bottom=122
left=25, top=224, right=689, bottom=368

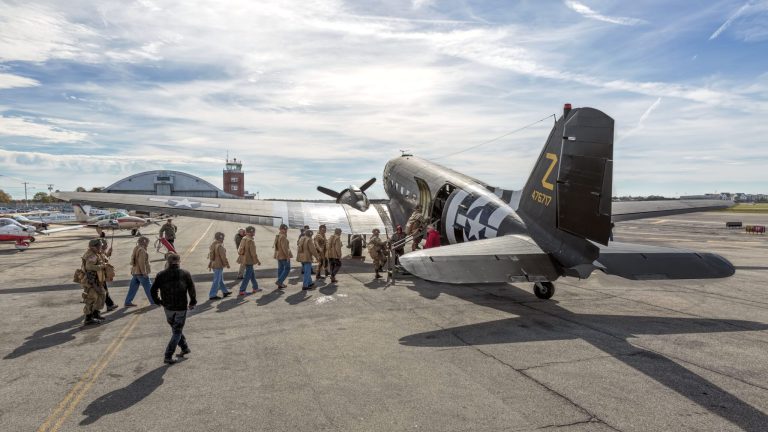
left=54, top=104, right=735, bottom=298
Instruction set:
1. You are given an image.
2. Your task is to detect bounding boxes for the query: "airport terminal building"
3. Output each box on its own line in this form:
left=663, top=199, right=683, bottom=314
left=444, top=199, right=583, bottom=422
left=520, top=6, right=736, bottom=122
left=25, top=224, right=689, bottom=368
left=103, top=170, right=236, bottom=198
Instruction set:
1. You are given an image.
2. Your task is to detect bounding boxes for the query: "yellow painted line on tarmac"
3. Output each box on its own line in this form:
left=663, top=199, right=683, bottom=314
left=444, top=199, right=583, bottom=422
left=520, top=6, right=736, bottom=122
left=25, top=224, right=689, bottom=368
left=38, top=221, right=214, bottom=432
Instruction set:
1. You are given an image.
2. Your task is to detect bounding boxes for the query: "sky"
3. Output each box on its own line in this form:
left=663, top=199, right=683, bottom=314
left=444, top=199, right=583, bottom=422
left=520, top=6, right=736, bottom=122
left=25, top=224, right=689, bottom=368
left=0, top=0, right=767, bottom=200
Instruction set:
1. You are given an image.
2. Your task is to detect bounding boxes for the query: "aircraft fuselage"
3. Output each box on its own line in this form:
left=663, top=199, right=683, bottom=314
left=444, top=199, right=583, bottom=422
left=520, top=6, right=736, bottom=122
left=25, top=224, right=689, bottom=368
left=383, top=156, right=527, bottom=243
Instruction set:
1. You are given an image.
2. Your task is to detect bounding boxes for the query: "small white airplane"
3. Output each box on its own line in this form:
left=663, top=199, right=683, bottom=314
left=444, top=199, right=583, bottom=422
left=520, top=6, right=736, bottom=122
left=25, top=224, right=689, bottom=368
left=0, top=218, right=38, bottom=250
left=73, top=204, right=158, bottom=236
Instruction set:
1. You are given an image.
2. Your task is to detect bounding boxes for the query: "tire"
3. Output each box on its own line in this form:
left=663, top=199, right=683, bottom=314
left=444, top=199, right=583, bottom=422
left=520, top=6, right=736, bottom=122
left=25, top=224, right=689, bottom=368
left=28, top=237, right=35, bottom=243
left=533, top=281, right=556, bottom=299
left=131, top=229, right=138, bottom=236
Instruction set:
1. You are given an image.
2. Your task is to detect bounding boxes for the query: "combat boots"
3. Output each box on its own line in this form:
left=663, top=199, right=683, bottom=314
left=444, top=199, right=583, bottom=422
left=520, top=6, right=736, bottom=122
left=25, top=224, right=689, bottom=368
left=83, top=313, right=101, bottom=325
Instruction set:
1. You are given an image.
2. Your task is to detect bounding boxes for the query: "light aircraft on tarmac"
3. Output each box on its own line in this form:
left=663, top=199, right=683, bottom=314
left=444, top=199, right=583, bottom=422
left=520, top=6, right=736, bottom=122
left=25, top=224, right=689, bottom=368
left=72, top=204, right=158, bottom=236
left=55, top=104, right=735, bottom=298
left=0, top=218, right=38, bottom=250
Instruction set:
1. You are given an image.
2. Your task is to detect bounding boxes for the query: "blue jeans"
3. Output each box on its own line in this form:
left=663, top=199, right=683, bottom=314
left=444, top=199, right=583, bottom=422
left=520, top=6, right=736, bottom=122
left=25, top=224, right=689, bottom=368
left=302, top=262, right=313, bottom=287
left=277, top=259, right=290, bottom=285
left=164, top=309, right=188, bottom=360
left=125, top=275, right=154, bottom=305
left=239, top=264, right=259, bottom=292
left=209, top=268, right=230, bottom=298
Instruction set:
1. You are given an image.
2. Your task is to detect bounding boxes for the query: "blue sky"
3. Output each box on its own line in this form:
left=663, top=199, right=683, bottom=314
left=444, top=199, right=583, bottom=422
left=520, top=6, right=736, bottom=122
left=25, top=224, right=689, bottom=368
left=0, top=0, right=766, bottom=200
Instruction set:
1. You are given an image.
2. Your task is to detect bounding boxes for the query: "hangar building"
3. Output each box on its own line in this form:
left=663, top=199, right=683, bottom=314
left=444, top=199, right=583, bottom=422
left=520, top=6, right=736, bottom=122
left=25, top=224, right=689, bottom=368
left=103, top=170, right=236, bottom=198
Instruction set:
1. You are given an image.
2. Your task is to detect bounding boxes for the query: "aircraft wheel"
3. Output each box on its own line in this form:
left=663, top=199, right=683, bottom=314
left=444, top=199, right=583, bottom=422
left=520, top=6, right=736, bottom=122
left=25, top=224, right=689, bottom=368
left=131, top=229, right=138, bottom=236
left=533, top=281, right=556, bottom=299
left=28, top=237, right=35, bottom=243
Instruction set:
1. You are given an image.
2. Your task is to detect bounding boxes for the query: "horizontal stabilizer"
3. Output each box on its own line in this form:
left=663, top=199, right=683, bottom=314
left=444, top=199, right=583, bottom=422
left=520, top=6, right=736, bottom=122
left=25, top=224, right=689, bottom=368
left=399, top=235, right=560, bottom=284
left=596, top=241, right=735, bottom=280
left=612, top=200, right=734, bottom=222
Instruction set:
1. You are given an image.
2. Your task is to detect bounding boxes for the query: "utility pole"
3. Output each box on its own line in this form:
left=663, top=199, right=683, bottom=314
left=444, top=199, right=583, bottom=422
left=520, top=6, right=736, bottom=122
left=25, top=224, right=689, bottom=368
left=23, top=182, right=29, bottom=207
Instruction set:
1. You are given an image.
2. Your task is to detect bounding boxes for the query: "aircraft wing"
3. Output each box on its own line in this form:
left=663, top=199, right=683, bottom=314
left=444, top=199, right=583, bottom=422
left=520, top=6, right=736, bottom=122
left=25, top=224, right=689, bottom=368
left=595, top=241, right=735, bottom=279
left=399, top=235, right=735, bottom=284
left=612, top=199, right=734, bottom=222
left=398, top=235, right=561, bottom=284
left=53, top=192, right=392, bottom=235
left=40, top=225, right=87, bottom=234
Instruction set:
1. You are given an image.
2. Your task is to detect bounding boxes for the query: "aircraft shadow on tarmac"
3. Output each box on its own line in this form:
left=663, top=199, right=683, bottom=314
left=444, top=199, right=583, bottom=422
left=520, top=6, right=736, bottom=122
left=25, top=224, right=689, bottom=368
left=79, top=364, right=170, bottom=425
left=400, top=281, right=768, bottom=432
left=3, top=307, right=153, bottom=360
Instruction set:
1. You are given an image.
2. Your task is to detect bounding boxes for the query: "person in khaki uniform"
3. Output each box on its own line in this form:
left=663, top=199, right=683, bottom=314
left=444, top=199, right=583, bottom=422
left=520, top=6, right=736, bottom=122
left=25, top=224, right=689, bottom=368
left=208, top=232, right=232, bottom=300
left=125, top=236, right=155, bottom=307
left=273, top=224, right=292, bottom=289
left=313, top=225, right=329, bottom=281
left=237, top=226, right=262, bottom=295
left=234, top=228, right=246, bottom=279
left=99, top=239, right=118, bottom=312
left=367, top=228, right=387, bottom=279
left=159, top=219, right=177, bottom=245
left=406, top=205, right=426, bottom=251
left=81, top=239, right=108, bottom=325
left=326, top=227, right=343, bottom=283
left=297, top=229, right=319, bottom=290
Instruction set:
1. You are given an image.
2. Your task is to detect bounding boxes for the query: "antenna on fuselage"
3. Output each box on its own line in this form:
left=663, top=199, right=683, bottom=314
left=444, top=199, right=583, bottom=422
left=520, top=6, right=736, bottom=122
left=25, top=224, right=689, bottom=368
left=399, top=149, right=412, bottom=157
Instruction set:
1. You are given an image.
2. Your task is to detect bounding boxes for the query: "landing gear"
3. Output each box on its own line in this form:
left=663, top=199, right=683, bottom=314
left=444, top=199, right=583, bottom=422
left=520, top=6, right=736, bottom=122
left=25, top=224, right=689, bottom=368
left=131, top=229, right=140, bottom=236
left=533, top=281, right=556, bottom=299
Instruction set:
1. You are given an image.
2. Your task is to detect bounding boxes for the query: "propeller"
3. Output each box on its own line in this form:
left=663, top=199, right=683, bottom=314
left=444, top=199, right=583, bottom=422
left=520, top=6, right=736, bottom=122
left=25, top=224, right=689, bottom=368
left=317, top=177, right=376, bottom=212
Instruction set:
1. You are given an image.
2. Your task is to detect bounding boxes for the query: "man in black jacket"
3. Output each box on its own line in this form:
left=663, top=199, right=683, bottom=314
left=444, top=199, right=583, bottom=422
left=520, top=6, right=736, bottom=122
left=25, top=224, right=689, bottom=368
left=150, top=253, right=197, bottom=365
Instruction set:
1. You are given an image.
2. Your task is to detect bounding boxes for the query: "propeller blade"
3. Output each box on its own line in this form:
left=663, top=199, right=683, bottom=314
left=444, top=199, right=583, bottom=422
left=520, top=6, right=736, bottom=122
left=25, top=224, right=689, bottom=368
left=317, top=186, right=341, bottom=199
left=359, top=177, right=376, bottom=192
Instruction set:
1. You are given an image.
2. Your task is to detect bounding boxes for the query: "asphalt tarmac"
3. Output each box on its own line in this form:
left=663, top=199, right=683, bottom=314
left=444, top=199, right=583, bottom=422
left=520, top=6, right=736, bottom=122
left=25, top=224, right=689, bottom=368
left=1, top=212, right=768, bottom=431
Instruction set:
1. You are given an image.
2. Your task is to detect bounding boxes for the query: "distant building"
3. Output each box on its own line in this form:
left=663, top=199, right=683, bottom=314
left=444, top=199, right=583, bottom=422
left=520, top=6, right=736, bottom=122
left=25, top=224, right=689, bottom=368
left=103, top=170, right=236, bottom=198
left=223, top=158, right=244, bottom=198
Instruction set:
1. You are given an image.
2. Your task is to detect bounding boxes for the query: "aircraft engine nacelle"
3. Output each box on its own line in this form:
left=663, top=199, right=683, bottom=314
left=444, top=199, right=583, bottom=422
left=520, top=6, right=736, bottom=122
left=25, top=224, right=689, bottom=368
left=441, top=187, right=527, bottom=244
left=337, top=188, right=370, bottom=212
left=317, top=177, right=376, bottom=213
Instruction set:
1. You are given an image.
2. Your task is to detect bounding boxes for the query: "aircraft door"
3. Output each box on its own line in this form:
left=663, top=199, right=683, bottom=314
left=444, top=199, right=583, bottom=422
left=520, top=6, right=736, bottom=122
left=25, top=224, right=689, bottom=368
left=413, top=177, right=432, bottom=220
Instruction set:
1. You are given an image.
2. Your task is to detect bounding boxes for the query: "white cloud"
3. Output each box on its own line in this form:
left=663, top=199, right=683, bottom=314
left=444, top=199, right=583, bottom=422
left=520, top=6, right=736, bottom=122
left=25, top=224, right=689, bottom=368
left=0, top=73, right=39, bottom=90
left=564, top=1, right=647, bottom=26
left=0, top=117, right=88, bottom=143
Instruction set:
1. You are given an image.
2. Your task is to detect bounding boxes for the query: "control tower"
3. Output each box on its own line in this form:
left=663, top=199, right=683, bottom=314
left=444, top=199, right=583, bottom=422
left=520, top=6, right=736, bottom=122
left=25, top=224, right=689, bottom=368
left=223, top=158, right=244, bottom=198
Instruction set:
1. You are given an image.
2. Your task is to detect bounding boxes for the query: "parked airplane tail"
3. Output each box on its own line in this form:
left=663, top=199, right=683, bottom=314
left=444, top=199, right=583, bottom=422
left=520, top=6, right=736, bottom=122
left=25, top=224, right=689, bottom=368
left=517, top=105, right=614, bottom=276
left=73, top=204, right=91, bottom=222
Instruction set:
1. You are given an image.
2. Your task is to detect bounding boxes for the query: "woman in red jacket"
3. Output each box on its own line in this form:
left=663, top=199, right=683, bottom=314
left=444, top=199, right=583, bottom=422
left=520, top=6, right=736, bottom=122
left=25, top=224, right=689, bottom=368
left=423, top=225, right=441, bottom=249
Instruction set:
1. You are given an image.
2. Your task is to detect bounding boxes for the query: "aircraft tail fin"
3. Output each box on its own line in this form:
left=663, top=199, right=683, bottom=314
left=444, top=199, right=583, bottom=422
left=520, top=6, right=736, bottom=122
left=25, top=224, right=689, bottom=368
left=517, top=105, right=614, bottom=275
left=73, top=204, right=90, bottom=222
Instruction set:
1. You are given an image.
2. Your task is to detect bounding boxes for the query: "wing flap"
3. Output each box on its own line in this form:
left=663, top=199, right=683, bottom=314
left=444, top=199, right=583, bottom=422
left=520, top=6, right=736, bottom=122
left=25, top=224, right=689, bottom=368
left=596, top=241, right=735, bottom=280
left=399, top=235, right=560, bottom=284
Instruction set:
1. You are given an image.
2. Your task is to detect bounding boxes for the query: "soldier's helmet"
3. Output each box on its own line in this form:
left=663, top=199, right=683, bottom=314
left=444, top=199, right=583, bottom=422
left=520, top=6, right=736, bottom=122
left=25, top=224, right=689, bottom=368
left=88, top=239, right=102, bottom=248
